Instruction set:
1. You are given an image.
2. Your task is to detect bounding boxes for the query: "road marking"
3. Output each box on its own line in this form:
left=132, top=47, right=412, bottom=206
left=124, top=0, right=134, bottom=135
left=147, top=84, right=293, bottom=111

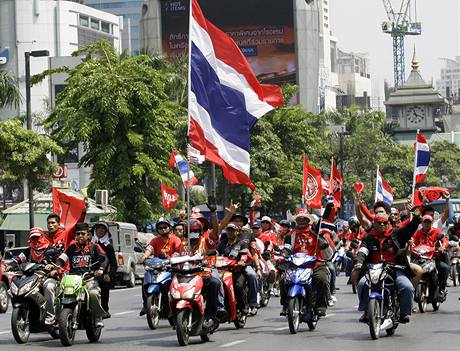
left=113, top=310, right=136, bottom=316
left=274, top=326, right=289, bottom=331
left=111, top=287, right=138, bottom=294
left=0, top=331, right=10, bottom=335
left=133, top=294, right=141, bottom=297
left=220, top=340, right=246, bottom=348
left=324, top=313, right=336, bottom=318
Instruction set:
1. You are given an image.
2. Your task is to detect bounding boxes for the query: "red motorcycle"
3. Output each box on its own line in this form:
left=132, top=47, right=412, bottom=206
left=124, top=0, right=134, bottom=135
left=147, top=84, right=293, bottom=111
left=215, top=256, right=249, bottom=329
left=169, top=256, right=217, bottom=346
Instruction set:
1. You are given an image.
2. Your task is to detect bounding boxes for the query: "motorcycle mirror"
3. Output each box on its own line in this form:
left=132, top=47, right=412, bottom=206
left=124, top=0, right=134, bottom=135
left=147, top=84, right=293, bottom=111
left=264, top=241, right=270, bottom=247
left=436, top=233, right=445, bottom=241
left=134, top=246, right=144, bottom=253
left=451, top=235, right=459, bottom=242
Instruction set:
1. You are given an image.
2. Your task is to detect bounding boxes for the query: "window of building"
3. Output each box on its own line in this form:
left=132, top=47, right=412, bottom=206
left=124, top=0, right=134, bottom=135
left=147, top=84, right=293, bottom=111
left=91, top=18, right=100, bottom=30
left=101, top=21, right=112, bottom=34
left=79, top=15, right=89, bottom=27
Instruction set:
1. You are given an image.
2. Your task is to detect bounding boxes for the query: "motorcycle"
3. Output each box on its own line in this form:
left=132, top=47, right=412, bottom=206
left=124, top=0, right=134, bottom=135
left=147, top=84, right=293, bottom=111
left=56, top=271, right=106, bottom=346
left=259, top=249, right=272, bottom=308
left=0, top=258, right=10, bottom=313
left=365, top=263, right=402, bottom=340
left=411, top=244, right=440, bottom=312
left=448, top=236, right=459, bottom=287
left=332, top=246, right=346, bottom=276
left=215, top=255, right=249, bottom=329
left=169, top=255, right=217, bottom=346
left=278, top=252, right=320, bottom=334
left=10, top=263, right=59, bottom=343
left=142, top=257, right=172, bottom=329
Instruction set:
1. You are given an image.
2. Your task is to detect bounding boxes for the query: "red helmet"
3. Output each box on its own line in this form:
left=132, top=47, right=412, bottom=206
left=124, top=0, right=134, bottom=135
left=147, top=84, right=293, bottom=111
left=29, top=234, right=49, bottom=262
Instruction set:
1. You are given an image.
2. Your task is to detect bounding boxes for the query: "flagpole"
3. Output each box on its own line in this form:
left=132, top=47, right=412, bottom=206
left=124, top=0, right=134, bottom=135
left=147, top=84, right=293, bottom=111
left=374, top=165, right=379, bottom=203
left=186, top=0, right=193, bottom=254
left=329, top=157, right=334, bottom=197
left=301, top=154, right=306, bottom=208
left=411, top=129, right=420, bottom=202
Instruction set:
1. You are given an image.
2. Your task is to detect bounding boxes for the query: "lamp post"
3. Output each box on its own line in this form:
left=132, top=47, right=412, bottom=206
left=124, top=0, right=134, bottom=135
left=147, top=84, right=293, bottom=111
left=331, top=125, right=350, bottom=217
left=25, top=50, right=49, bottom=228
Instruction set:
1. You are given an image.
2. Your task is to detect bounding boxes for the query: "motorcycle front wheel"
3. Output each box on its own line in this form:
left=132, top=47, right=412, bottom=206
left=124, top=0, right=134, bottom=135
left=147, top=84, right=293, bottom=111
left=451, top=264, right=458, bottom=287
left=287, top=296, right=301, bottom=334
left=58, top=307, right=77, bottom=346
left=85, top=317, right=102, bottom=343
left=175, top=309, right=191, bottom=346
left=417, top=284, right=427, bottom=313
left=368, top=298, right=381, bottom=340
left=11, top=306, right=30, bottom=344
left=234, top=310, right=247, bottom=329
left=0, top=282, right=9, bottom=313
left=146, top=295, right=160, bottom=330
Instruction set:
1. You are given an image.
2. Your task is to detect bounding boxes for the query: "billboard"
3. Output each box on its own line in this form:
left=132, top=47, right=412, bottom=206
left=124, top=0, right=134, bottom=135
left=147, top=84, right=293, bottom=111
left=160, top=0, right=296, bottom=85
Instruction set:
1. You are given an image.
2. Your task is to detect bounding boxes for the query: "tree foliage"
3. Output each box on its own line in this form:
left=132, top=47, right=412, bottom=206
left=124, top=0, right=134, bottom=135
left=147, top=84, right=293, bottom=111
left=44, top=40, right=181, bottom=224
left=0, top=70, right=21, bottom=109
left=0, top=119, right=61, bottom=189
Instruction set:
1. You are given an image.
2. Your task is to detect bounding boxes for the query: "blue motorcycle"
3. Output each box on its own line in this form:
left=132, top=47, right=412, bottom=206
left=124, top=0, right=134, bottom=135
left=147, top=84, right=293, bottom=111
left=142, top=258, right=172, bottom=330
left=280, top=253, right=319, bottom=334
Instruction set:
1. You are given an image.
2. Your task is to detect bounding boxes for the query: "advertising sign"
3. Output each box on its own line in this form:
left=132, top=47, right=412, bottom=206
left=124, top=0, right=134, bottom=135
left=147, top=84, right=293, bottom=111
left=0, top=48, right=9, bottom=65
left=161, top=0, right=296, bottom=85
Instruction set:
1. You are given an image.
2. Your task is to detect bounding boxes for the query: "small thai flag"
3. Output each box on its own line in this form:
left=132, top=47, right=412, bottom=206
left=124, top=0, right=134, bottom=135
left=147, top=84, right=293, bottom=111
left=169, top=151, right=198, bottom=188
left=375, top=169, right=394, bottom=205
left=414, top=133, right=430, bottom=184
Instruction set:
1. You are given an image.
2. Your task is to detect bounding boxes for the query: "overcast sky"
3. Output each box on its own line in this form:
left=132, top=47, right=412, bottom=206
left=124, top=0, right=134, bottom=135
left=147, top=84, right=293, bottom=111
left=330, top=0, right=459, bottom=98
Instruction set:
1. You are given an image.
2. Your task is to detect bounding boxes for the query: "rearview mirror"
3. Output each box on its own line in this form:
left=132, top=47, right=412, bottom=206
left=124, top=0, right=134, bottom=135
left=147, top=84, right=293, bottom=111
left=134, top=246, right=144, bottom=253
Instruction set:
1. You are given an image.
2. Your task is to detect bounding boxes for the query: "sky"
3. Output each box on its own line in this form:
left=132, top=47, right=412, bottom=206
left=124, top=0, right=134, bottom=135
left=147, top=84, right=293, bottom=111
left=330, top=0, right=459, bottom=99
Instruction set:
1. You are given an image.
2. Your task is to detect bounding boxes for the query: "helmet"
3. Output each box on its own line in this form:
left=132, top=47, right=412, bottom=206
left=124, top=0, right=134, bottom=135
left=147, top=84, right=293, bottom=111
left=251, top=219, right=261, bottom=229
left=348, top=216, right=359, bottom=226
left=188, top=219, right=203, bottom=232
left=29, top=232, right=49, bottom=262
left=231, top=214, right=248, bottom=226
left=155, top=218, right=172, bottom=233
left=279, top=220, right=290, bottom=227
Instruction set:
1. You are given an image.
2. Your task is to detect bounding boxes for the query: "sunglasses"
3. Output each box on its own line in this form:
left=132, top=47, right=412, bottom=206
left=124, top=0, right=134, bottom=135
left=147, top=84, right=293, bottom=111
left=375, top=221, right=389, bottom=225
left=157, top=226, right=169, bottom=230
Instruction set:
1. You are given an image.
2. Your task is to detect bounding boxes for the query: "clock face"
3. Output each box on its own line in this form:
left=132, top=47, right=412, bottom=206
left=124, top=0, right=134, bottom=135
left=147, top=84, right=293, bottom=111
left=407, top=105, right=426, bottom=125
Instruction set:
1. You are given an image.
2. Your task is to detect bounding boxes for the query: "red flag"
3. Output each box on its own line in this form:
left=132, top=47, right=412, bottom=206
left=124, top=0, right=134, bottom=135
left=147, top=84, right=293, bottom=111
left=52, top=187, right=86, bottom=248
left=330, top=160, right=343, bottom=208
left=413, top=186, right=448, bottom=207
left=169, top=151, right=178, bottom=169
left=161, top=183, right=178, bottom=212
left=321, top=177, right=330, bottom=194
left=303, top=155, right=323, bottom=209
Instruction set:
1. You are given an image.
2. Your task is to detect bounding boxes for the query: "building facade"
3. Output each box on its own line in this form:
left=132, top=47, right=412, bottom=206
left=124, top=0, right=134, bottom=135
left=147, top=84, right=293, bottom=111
left=336, top=49, right=372, bottom=109
left=0, top=0, right=122, bottom=121
left=436, top=57, right=460, bottom=105
left=83, top=0, right=144, bottom=55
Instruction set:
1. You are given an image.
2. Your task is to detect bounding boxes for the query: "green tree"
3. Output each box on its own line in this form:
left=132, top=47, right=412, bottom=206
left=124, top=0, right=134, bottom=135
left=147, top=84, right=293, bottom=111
left=0, top=119, right=61, bottom=189
left=44, top=40, right=180, bottom=224
left=0, top=70, right=21, bottom=109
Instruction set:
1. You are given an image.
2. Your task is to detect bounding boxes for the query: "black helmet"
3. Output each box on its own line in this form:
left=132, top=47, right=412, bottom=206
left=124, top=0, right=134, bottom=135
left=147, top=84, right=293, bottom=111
left=453, top=214, right=460, bottom=226
left=279, top=220, right=290, bottom=227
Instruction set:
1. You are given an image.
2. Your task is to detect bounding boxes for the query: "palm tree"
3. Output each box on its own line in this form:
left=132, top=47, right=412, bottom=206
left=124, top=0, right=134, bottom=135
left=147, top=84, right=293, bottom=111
left=0, top=70, right=21, bottom=109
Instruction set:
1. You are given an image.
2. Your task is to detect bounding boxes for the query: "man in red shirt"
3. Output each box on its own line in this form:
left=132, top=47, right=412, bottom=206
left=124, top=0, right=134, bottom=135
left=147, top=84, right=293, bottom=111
left=412, top=214, right=449, bottom=298
left=138, top=218, right=182, bottom=316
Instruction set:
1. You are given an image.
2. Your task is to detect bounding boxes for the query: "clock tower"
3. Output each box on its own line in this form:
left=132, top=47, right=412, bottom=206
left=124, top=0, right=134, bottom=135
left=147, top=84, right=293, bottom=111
left=385, top=49, right=448, bottom=143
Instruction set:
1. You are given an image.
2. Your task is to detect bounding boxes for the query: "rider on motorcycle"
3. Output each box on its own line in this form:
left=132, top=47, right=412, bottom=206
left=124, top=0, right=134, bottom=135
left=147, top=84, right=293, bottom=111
left=139, top=218, right=182, bottom=316
left=277, top=220, right=292, bottom=246
left=53, top=222, right=108, bottom=327
left=180, top=219, right=227, bottom=322
left=281, top=208, right=331, bottom=317
left=217, top=222, right=260, bottom=316
left=10, top=227, right=60, bottom=325
left=412, top=214, right=450, bottom=300
left=352, top=210, right=421, bottom=324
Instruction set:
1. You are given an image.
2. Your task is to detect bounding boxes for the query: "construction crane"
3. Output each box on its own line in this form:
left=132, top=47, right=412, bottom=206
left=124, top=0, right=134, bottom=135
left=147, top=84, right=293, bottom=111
left=381, top=0, right=421, bottom=88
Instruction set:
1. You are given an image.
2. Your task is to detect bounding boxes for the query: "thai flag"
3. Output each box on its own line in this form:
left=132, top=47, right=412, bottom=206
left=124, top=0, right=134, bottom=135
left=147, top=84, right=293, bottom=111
left=319, top=219, right=337, bottom=235
left=188, top=0, right=284, bottom=190
left=414, top=132, right=430, bottom=184
left=169, top=151, right=198, bottom=188
left=375, top=169, right=394, bottom=205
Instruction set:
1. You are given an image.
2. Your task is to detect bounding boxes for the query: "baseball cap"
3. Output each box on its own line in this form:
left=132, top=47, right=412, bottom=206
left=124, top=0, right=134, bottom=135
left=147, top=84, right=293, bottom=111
left=261, top=216, right=272, bottom=223
left=422, top=214, right=433, bottom=223
left=29, top=227, right=44, bottom=238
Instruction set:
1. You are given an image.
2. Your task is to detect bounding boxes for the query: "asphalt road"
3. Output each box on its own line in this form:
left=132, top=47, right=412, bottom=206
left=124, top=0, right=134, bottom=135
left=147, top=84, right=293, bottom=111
left=0, top=276, right=459, bottom=350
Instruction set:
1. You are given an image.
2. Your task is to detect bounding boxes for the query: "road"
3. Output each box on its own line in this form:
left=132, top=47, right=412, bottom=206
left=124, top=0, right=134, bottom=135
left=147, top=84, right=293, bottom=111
left=0, top=276, right=459, bottom=350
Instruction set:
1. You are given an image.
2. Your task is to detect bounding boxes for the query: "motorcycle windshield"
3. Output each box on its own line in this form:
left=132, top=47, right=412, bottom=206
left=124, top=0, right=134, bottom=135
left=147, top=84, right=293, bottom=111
left=290, top=253, right=316, bottom=267
left=61, top=274, right=83, bottom=289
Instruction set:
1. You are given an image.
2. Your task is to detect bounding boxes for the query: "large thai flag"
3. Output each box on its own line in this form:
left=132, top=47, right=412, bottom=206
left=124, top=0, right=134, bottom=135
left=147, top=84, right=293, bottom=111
left=414, top=132, right=430, bottom=184
left=375, top=169, right=394, bottom=205
left=188, top=0, right=284, bottom=190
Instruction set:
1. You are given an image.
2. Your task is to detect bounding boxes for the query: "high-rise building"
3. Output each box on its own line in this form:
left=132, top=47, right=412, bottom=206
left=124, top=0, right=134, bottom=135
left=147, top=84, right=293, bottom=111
left=84, top=0, right=144, bottom=55
left=436, top=57, right=460, bottom=104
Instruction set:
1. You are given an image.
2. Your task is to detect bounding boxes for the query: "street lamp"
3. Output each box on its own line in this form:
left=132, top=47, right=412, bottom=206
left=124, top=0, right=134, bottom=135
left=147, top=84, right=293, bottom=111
left=331, top=125, right=351, bottom=216
left=25, top=49, right=49, bottom=228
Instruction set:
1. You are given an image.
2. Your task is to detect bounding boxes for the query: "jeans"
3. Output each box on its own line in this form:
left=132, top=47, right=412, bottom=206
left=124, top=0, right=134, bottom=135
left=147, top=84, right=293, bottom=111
left=211, top=268, right=225, bottom=309
left=245, top=266, right=259, bottom=307
left=344, top=256, right=353, bottom=277
left=43, top=278, right=57, bottom=316
left=357, top=270, right=414, bottom=316
left=202, top=275, right=220, bottom=317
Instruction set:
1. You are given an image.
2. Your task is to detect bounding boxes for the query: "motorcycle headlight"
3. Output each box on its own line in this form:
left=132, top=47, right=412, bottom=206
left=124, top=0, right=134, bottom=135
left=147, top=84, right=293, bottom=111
left=10, top=282, right=18, bottom=295
left=18, top=280, right=36, bottom=296
left=64, top=287, right=75, bottom=295
left=171, top=288, right=180, bottom=299
left=368, top=269, right=383, bottom=285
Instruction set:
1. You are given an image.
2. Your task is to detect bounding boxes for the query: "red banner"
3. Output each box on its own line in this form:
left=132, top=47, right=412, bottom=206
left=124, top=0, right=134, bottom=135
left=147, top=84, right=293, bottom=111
left=330, top=160, right=343, bottom=208
left=52, top=187, right=86, bottom=248
left=413, top=186, right=449, bottom=207
left=303, top=155, right=323, bottom=209
left=161, top=183, right=178, bottom=212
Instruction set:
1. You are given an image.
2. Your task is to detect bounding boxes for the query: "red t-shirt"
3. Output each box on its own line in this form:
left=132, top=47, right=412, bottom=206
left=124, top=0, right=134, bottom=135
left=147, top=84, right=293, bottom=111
left=147, top=234, right=182, bottom=258
left=259, top=230, right=277, bottom=245
left=412, top=228, right=448, bottom=258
